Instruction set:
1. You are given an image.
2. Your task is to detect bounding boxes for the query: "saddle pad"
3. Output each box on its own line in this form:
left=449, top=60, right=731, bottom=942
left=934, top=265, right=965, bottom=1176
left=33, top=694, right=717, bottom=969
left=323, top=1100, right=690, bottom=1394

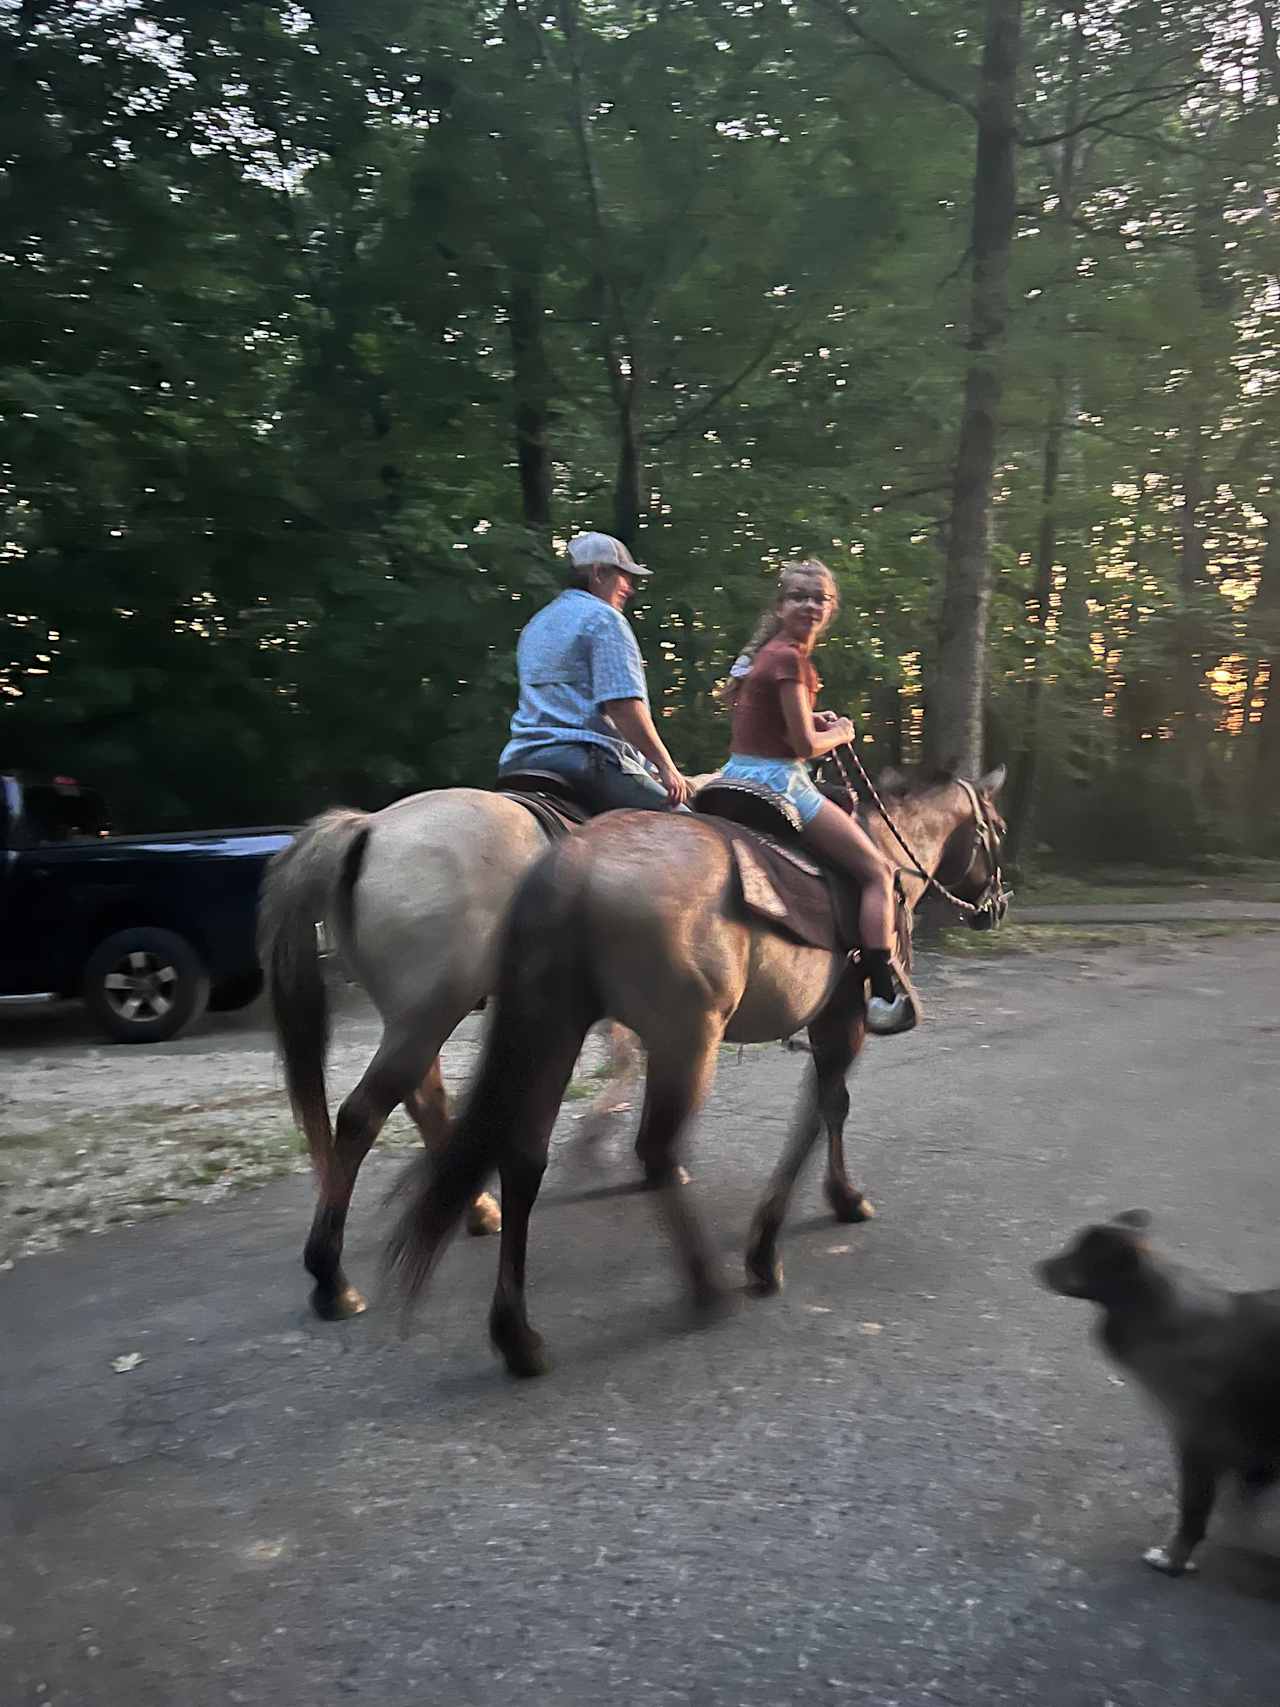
left=501, top=790, right=590, bottom=841
left=699, top=818, right=858, bottom=954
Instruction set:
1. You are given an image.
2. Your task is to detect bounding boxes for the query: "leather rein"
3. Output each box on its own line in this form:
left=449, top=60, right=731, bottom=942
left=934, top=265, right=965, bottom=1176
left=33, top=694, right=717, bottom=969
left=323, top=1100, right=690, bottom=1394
left=826, top=745, right=1010, bottom=924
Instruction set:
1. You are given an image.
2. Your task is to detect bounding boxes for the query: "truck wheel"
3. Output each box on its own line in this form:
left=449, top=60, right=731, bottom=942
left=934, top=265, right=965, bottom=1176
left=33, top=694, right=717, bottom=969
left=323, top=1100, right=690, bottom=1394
left=208, top=970, right=264, bottom=1013
left=83, top=927, right=210, bottom=1044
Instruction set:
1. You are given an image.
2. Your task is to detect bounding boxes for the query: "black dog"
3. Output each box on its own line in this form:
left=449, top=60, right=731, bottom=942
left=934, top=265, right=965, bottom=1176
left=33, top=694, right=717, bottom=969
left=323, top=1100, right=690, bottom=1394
left=1037, top=1211, right=1280, bottom=1576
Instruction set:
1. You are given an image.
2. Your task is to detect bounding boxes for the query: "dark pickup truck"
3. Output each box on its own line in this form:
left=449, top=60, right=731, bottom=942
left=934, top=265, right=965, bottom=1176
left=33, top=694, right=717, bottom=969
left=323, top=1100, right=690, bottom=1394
left=1, top=774, right=293, bottom=1043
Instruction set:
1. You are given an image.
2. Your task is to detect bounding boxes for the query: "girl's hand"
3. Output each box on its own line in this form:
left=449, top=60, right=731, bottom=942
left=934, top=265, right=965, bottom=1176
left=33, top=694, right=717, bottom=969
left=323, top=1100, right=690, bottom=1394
left=827, top=717, right=855, bottom=746
left=813, top=709, right=840, bottom=730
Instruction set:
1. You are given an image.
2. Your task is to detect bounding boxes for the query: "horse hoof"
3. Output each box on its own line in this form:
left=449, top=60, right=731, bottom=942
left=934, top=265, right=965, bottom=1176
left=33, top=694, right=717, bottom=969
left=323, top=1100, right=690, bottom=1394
left=689, top=1276, right=735, bottom=1323
left=1142, top=1545, right=1196, bottom=1577
left=824, top=1180, right=876, bottom=1224
left=745, top=1257, right=783, bottom=1298
left=467, top=1192, right=502, bottom=1236
left=643, top=1164, right=692, bottom=1189
left=311, top=1283, right=368, bottom=1321
left=493, top=1327, right=550, bottom=1379
left=506, top=1344, right=550, bottom=1379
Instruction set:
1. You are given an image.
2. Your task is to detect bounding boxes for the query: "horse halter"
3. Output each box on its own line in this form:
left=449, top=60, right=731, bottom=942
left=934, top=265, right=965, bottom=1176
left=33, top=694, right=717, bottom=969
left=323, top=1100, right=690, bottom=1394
left=945, top=777, right=1010, bottom=929
left=829, top=747, right=1010, bottom=927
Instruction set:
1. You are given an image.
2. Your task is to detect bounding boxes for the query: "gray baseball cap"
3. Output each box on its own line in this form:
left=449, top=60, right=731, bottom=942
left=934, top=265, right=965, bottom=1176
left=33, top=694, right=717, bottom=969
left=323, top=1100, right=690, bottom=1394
left=566, top=531, right=651, bottom=578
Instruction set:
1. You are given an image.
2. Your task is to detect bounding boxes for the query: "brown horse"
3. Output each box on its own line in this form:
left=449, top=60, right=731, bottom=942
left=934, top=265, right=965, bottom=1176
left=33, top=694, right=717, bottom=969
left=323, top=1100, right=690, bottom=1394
left=258, top=788, right=641, bottom=1322
left=384, top=767, right=1007, bottom=1376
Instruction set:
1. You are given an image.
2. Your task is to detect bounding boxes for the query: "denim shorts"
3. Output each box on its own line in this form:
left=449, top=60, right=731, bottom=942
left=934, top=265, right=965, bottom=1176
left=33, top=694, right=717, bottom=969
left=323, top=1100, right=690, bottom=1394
left=722, top=754, right=826, bottom=826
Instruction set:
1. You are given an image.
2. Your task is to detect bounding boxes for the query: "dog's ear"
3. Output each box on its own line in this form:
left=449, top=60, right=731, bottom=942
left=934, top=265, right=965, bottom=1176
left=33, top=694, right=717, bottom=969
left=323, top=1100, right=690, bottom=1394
left=1113, top=1208, right=1151, bottom=1230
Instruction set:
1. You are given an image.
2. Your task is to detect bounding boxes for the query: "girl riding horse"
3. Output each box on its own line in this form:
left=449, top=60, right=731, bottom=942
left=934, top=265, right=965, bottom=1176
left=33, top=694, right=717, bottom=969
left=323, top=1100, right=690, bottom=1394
left=720, top=559, right=916, bottom=1035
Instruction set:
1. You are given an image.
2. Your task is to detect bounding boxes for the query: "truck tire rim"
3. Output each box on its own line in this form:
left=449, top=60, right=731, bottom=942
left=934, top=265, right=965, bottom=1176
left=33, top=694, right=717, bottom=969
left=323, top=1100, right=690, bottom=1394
left=102, top=951, right=180, bottom=1022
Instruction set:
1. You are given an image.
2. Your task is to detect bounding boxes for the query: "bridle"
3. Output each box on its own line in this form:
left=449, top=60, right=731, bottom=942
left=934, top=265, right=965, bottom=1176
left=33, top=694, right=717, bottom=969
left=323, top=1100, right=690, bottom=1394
left=825, top=745, right=1011, bottom=927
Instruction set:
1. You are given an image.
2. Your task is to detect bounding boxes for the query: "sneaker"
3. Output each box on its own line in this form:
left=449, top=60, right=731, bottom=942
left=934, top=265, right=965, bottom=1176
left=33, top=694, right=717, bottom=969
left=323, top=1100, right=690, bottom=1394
left=865, top=989, right=919, bottom=1036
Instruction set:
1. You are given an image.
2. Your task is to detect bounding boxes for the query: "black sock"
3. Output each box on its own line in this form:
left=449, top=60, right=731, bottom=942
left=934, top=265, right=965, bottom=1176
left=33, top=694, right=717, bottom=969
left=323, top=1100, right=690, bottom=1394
left=862, top=948, right=897, bottom=1003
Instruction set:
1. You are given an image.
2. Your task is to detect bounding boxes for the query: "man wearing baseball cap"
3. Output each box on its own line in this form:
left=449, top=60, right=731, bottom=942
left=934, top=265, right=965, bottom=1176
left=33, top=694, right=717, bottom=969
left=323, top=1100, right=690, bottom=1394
left=498, top=531, right=691, bottom=809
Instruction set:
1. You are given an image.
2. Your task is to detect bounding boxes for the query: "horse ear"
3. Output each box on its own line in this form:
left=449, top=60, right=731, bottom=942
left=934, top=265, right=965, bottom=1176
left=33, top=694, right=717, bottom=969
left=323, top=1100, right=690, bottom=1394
left=1113, top=1208, right=1151, bottom=1230
left=977, top=763, right=1007, bottom=798
left=878, top=766, right=907, bottom=793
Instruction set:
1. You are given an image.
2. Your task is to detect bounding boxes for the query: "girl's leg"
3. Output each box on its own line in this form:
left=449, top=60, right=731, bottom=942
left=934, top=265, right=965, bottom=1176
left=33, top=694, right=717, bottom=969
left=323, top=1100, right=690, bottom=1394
left=800, top=800, right=917, bottom=1035
left=800, top=800, right=895, bottom=949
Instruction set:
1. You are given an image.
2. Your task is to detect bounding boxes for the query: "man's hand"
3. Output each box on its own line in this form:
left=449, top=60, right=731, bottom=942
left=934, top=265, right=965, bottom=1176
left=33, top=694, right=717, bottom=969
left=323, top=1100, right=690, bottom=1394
left=657, top=762, right=691, bottom=807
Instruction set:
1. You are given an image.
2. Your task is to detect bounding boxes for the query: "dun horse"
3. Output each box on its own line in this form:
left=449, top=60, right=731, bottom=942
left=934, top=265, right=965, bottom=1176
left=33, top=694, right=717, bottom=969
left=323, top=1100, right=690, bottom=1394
left=259, top=788, right=638, bottom=1321
left=385, top=767, right=1007, bottom=1376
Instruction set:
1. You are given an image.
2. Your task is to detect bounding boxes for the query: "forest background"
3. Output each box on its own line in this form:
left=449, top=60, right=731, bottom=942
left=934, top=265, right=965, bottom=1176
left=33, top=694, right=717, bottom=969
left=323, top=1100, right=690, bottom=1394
left=5, top=0, right=1280, bottom=868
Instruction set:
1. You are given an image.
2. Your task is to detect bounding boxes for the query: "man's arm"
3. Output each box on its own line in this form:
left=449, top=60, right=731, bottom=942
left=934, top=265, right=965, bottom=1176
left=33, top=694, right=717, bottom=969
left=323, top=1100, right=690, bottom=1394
left=603, top=698, right=690, bottom=806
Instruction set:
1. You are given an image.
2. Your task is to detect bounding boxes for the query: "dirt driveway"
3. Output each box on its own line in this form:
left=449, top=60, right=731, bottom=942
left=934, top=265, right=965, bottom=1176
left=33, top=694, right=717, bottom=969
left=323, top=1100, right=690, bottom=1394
left=4, top=932, right=1280, bottom=1707
left=1, top=917, right=1270, bottom=1265
left=0, top=987, right=624, bottom=1263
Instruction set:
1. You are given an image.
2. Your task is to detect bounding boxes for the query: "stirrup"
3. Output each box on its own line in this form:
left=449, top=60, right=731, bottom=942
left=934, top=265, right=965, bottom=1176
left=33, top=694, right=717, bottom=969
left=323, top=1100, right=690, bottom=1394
left=866, top=991, right=919, bottom=1037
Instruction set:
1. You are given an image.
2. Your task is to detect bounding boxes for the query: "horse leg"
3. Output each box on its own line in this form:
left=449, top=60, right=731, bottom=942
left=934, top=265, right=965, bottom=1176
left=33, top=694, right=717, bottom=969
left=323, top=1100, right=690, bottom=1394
left=489, top=1016, right=592, bottom=1379
left=303, top=1047, right=405, bottom=1321
left=746, top=988, right=868, bottom=1297
left=745, top=1066, right=824, bottom=1297
left=576, top=1021, right=641, bottom=1146
left=304, top=1021, right=450, bottom=1320
left=634, top=1021, right=725, bottom=1312
left=404, top=1058, right=501, bottom=1237
left=572, top=1019, right=690, bottom=1185
left=821, top=1011, right=874, bottom=1226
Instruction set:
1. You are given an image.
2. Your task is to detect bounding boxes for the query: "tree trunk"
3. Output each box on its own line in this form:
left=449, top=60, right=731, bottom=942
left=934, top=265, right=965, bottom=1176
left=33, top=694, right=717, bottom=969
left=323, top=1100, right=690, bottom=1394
left=1249, top=8, right=1280, bottom=834
left=612, top=386, right=643, bottom=548
left=1252, top=502, right=1280, bottom=825
left=1256, top=0, right=1280, bottom=93
left=508, top=265, right=553, bottom=529
left=1176, top=407, right=1209, bottom=787
left=1005, top=376, right=1067, bottom=860
left=498, top=0, right=556, bottom=531
left=1175, top=197, right=1229, bottom=794
left=557, top=0, right=648, bottom=549
left=923, top=0, right=1023, bottom=777
left=1005, top=14, right=1082, bottom=862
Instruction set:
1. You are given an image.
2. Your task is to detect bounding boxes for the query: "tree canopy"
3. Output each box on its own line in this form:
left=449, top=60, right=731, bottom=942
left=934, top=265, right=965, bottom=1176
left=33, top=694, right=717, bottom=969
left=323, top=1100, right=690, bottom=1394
left=4, top=0, right=1279, bottom=861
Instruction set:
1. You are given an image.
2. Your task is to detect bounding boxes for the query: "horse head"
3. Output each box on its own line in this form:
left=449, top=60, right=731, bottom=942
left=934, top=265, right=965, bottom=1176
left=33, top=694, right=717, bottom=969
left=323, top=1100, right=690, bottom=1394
left=874, top=763, right=1009, bottom=928
left=952, top=765, right=1009, bottom=929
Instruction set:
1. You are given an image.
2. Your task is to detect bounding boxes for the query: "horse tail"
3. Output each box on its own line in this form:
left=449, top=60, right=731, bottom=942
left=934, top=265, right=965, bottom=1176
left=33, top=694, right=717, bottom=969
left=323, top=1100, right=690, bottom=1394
left=258, top=808, right=372, bottom=1175
left=384, top=840, right=595, bottom=1307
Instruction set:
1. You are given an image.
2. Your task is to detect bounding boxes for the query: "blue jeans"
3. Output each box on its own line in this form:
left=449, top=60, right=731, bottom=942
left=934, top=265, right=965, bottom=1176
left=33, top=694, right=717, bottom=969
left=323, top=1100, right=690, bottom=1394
left=501, top=742, right=682, bottom=813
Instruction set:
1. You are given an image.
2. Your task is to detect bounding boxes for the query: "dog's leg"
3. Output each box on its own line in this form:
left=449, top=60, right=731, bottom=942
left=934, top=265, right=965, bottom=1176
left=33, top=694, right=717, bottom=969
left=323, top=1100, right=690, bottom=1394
left=1144, top=1444, right=1217, bottom=1576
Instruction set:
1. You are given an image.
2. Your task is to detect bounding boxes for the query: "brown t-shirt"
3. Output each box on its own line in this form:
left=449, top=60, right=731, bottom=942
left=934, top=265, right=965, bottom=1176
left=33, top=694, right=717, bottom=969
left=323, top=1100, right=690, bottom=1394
left=729, top=636, right=823, bottom=760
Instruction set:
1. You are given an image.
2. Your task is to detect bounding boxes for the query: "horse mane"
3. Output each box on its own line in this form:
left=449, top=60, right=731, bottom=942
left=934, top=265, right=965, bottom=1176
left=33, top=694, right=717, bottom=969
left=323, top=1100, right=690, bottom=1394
left=875, top=765, right=959, bottom=799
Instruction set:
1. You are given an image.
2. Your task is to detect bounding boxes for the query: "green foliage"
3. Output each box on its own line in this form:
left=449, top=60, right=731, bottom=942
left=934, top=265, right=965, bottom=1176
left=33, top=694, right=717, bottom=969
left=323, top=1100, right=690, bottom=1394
left=2, top=0, right=1278, bottom=858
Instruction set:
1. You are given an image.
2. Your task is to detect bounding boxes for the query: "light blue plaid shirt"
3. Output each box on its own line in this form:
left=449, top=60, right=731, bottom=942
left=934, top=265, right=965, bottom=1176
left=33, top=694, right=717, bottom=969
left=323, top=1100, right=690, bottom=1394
left=499, top=589, right=651, bottom=770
